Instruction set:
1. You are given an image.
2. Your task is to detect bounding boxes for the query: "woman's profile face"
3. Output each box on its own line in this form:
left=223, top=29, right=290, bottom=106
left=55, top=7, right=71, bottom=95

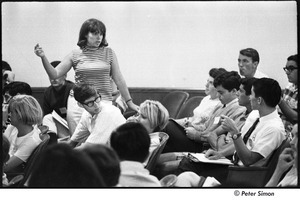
left=205, top=76, right=217, bottom=96
left=86, top=32, right=103, bottom=47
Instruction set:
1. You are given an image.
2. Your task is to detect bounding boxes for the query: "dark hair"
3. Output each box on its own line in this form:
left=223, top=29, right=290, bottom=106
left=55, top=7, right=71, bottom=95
left=213, top=71, right=241, bottom=91
left=29, top=143, right=106, bottom=187
left=110, top=122, right=150, bottom=163
left=73, top=83, right=99, bottom=104
left=240, top=77, right=257, bottom=96
left=50, top=61, right=61, bottom=68
left=240, top=48, right=260, bottom=63
left=252, top=78, right=282, bottom=107
left=209, top=68, right=227, bottom=79
left=83, top=144, right=120, bottom=187
left=3, top=81, right=32, bottom=96
left=77, top=18, right=108, bottom=48
left=2, top=61, right=12, bottom=71
left=287, top=54, right=298, bottom=66
left=2, top=135, right=10, bottom=164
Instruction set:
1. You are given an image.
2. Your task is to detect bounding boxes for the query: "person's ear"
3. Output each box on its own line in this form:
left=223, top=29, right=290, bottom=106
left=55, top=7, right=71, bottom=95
left=257, top=97, right=262, bottom=105
left=253, top=61, right=258, bottom=68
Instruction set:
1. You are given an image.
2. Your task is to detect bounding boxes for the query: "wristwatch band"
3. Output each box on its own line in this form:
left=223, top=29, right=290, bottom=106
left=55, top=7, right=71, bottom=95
left=232, top=133, right=242, bottom=140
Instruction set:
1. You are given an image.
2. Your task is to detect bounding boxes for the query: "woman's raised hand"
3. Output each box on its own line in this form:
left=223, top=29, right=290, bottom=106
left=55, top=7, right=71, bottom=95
left=34, top=43, right=45, bottom=57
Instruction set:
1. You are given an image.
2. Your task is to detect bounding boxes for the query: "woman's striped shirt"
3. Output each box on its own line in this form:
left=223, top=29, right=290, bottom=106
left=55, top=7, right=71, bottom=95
left=71, top=46, right=115, bottom=101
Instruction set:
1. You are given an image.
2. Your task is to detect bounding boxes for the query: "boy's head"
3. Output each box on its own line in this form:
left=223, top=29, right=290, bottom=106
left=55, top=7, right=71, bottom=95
left=213, top=71, right=241, bottom=105
left=110, top=122, right=150, bottom=163
left=73, top=83, right=102, bottom=115
left=238, top=77, right=257, bottom=107
left=250, top=78, right=281, bottom=109
left=82, top=144, right=120, bottom=187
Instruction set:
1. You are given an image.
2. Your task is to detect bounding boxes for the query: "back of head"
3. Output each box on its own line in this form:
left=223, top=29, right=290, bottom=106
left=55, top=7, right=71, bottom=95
left=209, top=68, right=228, bottom=79
left=287, top=54, right=298, bottom=66
left=2, top=135, right=10, bottom=164
left=82, top=144, right=120, bottom=187
left=213, top=71, right=241, bottom=91
left=139, top=100, right=169, bottom=132
left=29, top=143, right=105, bottom=187
left=252, top=78, right=281, bottom=107
left=240, top=48, right=260, bottom=63
left=3, top=81, right=32, bottom=96
left=2, top=60, right=12, bottom=71
left=73, top=83, right=98, bottom=103
left=9, top=94, right=43, bottom=126
left=240, top=77, right=257, bottom=95
left=110, top=122, right=150, bottom=163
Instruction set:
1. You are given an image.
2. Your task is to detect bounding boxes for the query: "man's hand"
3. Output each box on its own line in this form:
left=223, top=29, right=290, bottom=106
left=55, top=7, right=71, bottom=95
left=205, top=148, right=223, bottom=160
left=185, top=127, right=198, bottom=141
left=220, top=115, right=239, bottom=135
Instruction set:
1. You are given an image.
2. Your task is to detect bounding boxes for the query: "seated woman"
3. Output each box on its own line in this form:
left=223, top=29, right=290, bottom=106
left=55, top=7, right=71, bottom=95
left=266, top=123, right=298, bottom=187
left=3, top=95, right=43, bottom=173
left=127, top=100, right=169, bottom=166
left=162, top=68, right=227, bottom=153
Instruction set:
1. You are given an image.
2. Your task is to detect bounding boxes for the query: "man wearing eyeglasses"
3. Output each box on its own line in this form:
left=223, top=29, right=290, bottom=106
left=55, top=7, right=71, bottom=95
left=238, top=48, right=268, bottom=79
left=278, top=54, right=298, bottom=139
left=67, top=83, right=126, bottom=149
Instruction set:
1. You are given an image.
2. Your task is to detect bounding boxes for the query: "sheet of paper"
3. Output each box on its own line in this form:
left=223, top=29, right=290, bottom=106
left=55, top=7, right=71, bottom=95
left=52, top=110, right=69, bottom=130
left=188, top=153, right=233, bottom=165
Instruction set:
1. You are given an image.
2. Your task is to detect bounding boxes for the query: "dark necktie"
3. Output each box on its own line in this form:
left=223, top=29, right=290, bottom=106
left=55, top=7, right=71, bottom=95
left=232, top=118, right=260, bottom=165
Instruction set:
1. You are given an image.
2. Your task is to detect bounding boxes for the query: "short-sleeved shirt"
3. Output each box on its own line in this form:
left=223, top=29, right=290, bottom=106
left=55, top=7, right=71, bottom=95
left=70, top=103, right=126, bottom=146
left=238, top=110, right=285, bottom=167
left=71, top=46, right=116, bottom=101
left=279, top=83, right=298, bottom=137
left=43, top=80, right=75, bottom=118
left=4, top=125, right=42, bottom=162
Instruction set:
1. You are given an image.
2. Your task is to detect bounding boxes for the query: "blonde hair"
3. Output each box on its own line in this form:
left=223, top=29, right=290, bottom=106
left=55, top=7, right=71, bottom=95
left=139, top=100, right=169, bottom=132
left=9, top=95, right=43, bottom=126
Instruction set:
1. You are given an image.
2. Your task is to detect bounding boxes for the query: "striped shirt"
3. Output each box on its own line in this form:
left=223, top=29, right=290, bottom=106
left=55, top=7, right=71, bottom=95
left=71, top=46, right=115, bottom=101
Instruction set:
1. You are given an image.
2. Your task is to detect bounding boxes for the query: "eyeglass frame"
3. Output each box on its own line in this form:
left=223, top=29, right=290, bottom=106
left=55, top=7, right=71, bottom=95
left=81, top=95, right=101, bottom=107
left=283, top=66, right=298, bottom=73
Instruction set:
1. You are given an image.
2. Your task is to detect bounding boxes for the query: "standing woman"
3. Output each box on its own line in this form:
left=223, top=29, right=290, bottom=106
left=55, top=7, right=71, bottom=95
left=34, top=18, right=139, bottom=134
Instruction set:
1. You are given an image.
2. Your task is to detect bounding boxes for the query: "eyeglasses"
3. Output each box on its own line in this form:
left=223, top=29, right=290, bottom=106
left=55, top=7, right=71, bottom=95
left=283, top=66, right=298, bottom=73
left=81, top=96, right=101, bottom=107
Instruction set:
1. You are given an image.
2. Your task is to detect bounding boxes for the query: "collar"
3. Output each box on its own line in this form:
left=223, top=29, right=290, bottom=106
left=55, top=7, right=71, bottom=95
left=259, top=110, right=279, bottom=123
left=223, top=98, right=238, bottom=108
left=120, top=160, right=148, bottom=173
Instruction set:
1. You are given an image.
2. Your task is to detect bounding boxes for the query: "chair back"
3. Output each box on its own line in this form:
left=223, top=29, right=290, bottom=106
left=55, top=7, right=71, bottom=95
left=176, top=96, right=203, bottom=119
left=161, top=91, right=189, bottom=118
left=17, top=132, right=50, bottom=186
left=263, top=138, right=291, bottom=183
left=145, top=132, right=169, bottom=174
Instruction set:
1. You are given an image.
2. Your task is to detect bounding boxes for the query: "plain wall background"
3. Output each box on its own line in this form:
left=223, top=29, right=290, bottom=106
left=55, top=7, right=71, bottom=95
left=2, top=2, right=297, bottom=89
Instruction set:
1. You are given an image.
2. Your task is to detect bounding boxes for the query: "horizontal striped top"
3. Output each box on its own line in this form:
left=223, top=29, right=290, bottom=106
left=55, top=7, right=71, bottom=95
left=71, top=46, right=115, bottom=101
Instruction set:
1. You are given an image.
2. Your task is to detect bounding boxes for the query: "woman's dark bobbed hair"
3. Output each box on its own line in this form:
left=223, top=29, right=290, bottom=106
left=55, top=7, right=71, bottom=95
left=77, top=18, right=108, bottom=48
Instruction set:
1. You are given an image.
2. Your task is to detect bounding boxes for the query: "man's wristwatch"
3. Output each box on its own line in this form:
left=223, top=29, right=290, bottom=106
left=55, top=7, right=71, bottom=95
left=232, top=133, right=242, bottom=140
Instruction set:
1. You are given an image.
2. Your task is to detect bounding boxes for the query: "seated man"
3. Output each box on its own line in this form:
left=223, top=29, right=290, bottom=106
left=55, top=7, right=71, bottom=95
left=155, top=77, right=257, bottom=179
left=176, top=78, right=286, bottom=185
left=278, top=54, right=298, bottom=139
left=67, top=83, right=126, bottom=149
left=110, top=122, right=161, bottom=187
left=42, top=61, right=75, bottom=138
left=209, top=77, right=258, bottom=151
left=163, top=71, right=246, bottom=153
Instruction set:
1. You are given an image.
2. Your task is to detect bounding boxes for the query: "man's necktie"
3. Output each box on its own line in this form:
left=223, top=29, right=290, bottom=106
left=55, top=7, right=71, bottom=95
left=232, top=118, right=260, bottom=165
